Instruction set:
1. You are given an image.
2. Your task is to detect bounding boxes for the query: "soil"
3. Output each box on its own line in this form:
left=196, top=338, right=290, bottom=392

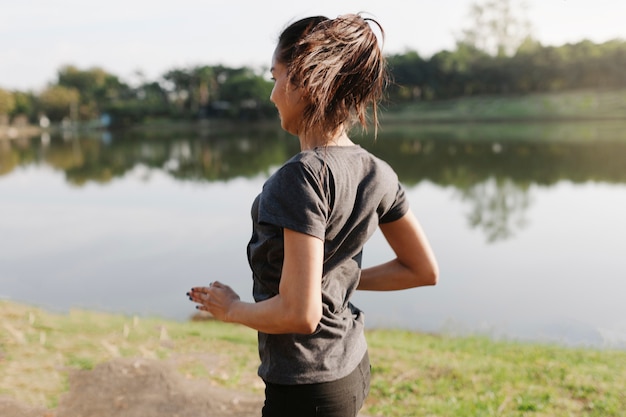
left=0, top=357, right=372, bottom=417
left=0, top=357, right=263, bottom=417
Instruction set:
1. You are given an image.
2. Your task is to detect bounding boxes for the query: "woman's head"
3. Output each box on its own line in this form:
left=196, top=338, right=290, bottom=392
left=272, top=13, right=387, bottom=139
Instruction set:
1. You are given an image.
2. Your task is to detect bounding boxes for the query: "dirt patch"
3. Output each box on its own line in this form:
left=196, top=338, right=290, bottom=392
left=1, top=357, right=373, bottom=417
left=1, top=357, right=263, bottom=417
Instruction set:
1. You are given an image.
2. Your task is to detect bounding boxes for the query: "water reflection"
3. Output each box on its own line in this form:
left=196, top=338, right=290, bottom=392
left=2, top=122, right=626, bottom=244
left=2, top=122, right=626, bottom=348
left=457, top=178, right=531, bottom=242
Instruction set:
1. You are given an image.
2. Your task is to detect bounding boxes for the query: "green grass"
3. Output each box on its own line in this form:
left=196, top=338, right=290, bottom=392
left=366, top=330, right=625, bottom=416
left=384, top=88, right=626, bottom=123
left=2, top=301, right=625, bottom=416
left=373, top=118, right=626, bottom=143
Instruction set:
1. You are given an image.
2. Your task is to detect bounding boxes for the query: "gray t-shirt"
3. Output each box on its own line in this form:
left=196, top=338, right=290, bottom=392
left=247, top=145, right=408, bottom=385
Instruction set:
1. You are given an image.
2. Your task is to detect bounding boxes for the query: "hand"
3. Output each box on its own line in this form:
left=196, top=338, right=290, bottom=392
left=187, top=282, right=240, bottom=323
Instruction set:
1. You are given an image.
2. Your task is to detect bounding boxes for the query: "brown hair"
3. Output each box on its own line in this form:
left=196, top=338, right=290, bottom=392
left=275, top=13, right=388, bottom=139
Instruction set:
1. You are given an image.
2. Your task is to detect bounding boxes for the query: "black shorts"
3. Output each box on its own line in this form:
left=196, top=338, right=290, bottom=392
left=262, top=351, right=371, bottom=417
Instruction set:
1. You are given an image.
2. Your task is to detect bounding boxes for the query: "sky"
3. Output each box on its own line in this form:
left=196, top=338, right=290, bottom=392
left=1, top=0, right=624, bottom=91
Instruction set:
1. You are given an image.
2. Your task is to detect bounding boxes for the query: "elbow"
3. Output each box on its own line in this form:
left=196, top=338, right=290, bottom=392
left=294, top=320, right=320, bottom=335
left=290, top=308, right=322, bottom=335
left=279, top=293, right=322, bottom=334
left=425, top=267, right=439, bottom=286
left=413, top=262, right=439, bottom=287
left=424, top=261, right=440, bottom=286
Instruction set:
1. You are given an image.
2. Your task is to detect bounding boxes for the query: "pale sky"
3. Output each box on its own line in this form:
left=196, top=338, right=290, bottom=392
left=1, top=0, right=624, bottom=91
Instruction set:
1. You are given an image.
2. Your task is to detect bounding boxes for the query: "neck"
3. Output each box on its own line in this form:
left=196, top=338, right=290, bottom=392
left=298, top=126, right=354, bottom=150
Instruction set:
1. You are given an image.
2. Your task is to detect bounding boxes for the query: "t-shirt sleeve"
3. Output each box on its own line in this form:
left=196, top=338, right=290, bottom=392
left=378, top=183, right=410, bottom=224
left=258, top=161, right=328, bottom=240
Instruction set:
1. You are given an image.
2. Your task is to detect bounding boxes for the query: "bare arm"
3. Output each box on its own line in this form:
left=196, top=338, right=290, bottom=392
left=358, top=211, right=439, bottom=291
left=189, top=228, right=323, bottom=334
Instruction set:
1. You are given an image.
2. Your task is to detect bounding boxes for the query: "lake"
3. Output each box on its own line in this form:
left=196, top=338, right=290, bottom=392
left=2, top=120, right=625, bottom=349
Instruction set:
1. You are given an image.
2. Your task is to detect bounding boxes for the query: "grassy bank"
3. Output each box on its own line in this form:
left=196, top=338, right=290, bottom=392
left=2, top=300, right=625, bottom=416
left=383, top=88, right=626, bottom=123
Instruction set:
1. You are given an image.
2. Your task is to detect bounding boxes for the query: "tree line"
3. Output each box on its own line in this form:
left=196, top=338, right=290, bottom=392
left=1, top=38, right=624, bottom=128
left=0, top=65, right=275, bottom=128
left=387, top=38, right=626, bottom=101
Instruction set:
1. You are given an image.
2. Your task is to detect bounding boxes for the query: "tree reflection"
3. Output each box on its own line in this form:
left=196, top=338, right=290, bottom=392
left=458, top=177, right=531, bottom=242
left=1, top=122, right=626, bottom=242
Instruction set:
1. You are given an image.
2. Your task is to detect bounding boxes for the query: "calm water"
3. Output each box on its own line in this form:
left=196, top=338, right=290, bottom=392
left=2, top=121, right=626, bottom=348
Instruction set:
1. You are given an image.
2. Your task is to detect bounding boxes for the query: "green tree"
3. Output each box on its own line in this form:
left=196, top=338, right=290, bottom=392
left=459, top=0, right=532, bottom=57
left=162, top=65, right=273, bottom=119
left=11, top=91, right=38, bottom=122
left=218, top=67, right=273, bottom=118
left=57, top=65, right=130, bottom=120
left=387, top=51, right=432, bottom=101
left=104, top=80, right=170, bottom=127
left=0, top=88, right=15, bottom=118
left=191, top=66, right=216, bottom=117
left=38, top=85, right=80, bottom=122
left=162, top=68, right=194, bottom=116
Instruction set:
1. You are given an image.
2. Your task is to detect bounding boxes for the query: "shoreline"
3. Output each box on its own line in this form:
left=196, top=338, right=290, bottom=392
left=3, top=104, right=626, bottom=141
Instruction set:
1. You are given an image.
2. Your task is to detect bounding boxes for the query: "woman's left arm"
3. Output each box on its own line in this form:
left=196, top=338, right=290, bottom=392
left=188, top=228, right=323, bottom=334
left=358, top=211, right=439, bottom=291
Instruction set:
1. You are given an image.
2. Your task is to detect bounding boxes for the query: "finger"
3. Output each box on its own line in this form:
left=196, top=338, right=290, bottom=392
left=211, top=281, right=227, bottom=289
left=188, top=290, right=210, bottom=303
left=190, top=287, right=211, bottom=294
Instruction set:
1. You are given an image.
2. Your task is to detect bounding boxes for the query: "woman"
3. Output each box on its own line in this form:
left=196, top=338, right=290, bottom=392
left=188, top=13, right=439, bottom=417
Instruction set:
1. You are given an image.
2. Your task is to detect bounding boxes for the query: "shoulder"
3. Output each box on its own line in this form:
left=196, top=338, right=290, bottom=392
left=289, top=149, right=327, bottom=170
left=268, top=151, right=324, bottom=185
left=353, top=146, right=399, bottom=182
left=261, top=151, right=328, bottom=201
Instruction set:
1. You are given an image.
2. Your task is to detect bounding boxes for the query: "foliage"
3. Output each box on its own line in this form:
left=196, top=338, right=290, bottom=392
left=0, top=88, right=16, bottom=118
left=386, top=39, right=626, bottom=103
left=4, top=0, right=626, bottom=127
left=162, top=65, right=274, bottom=121
left=10, top=91, right=38, bottom=122
left=382, top=0, right=625, bottom=103
left=56, top=65, right=132, bottom=121
left=459, top=0, right=532, bottom=57
left=37, top=85, right=80, bottom=122
left=31, top=36, right=626, bottom=123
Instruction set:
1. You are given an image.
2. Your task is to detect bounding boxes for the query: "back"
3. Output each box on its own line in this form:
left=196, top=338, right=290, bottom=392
left=247, top=145, right=408, bottom=385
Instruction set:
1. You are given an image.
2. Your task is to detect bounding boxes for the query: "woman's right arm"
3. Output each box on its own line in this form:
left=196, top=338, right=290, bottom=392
left=357, top=211, right=439, bottom=291
left=189, top=227, right=323, bottom=335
